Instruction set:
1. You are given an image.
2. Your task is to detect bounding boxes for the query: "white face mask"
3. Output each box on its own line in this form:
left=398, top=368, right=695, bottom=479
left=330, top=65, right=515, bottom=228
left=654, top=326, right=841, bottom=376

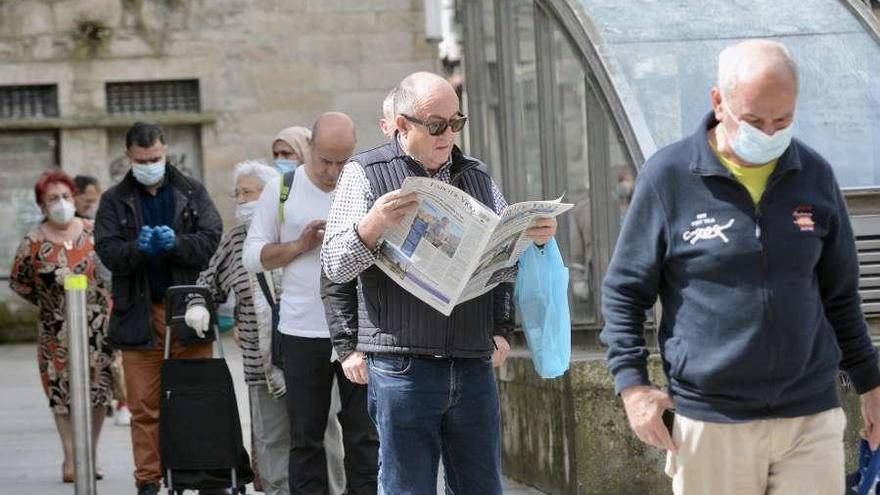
left=235, top=201, right=258, bottom=224
left=132, top=158, right=167, bottom=186
left=723, top=103, right=793, bottom=164
left=47, top=199, right=76, bottom=225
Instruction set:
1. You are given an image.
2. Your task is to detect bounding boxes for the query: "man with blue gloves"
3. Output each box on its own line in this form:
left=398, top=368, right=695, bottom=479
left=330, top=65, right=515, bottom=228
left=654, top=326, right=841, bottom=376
left=95, top=122, right=222, bottom=495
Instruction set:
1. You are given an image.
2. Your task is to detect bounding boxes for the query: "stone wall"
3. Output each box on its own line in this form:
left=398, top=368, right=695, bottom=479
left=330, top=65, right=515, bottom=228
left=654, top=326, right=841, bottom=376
left=499, top=352, right=868, bottom=494
left=0, top=0, right=439, bottom=331
left=0, top=0, right=439, bottom=221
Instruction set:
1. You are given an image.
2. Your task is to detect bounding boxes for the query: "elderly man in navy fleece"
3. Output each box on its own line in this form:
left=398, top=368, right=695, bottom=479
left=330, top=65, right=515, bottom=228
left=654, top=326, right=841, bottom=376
left=601, top=39, right=880, bottom=495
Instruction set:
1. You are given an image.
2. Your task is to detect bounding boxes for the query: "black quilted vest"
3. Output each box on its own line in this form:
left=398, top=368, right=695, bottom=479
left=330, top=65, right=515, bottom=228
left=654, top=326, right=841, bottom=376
left=353, top=139, right=498, bottom=357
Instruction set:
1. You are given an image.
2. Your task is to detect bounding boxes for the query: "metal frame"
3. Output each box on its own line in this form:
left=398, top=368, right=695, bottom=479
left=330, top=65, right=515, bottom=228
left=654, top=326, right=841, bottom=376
left=460, top=0, right=490, bottom=163
left=460, top=0, right=643, bottom=330
left=494, top=0, right=525, bottom=201
left=534, top=3, right=562, bottom=198
left=844, top=0, right=880, bottom=44
left=839, top=0, right=880, bottom=194
left=535, top=0, right=656, bottom=168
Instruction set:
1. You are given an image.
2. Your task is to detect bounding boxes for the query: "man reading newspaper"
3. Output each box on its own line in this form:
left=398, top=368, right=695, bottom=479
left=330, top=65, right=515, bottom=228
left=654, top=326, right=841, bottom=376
left=375, top=177, right=571, bottom=315
left=320, top=71, right=558, bottom=495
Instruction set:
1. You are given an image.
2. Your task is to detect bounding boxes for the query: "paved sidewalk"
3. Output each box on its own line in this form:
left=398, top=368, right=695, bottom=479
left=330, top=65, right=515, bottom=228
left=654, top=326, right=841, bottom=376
left=0, top=341, right=543, bottom=494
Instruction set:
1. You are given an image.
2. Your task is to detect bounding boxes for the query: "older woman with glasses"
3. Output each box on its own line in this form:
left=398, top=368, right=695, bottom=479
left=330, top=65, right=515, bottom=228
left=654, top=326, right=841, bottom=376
left=9, top=170, right=114, bottom=483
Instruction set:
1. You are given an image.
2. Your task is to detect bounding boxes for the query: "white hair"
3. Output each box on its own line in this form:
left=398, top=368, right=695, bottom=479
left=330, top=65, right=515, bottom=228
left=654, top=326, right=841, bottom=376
left=233, top=159, right=279, bottom=188
left=717, top=40, right=798, bottom=99
left=382, top=86, right=397, bottom=121
left=393, top=80, right=419, bottom=117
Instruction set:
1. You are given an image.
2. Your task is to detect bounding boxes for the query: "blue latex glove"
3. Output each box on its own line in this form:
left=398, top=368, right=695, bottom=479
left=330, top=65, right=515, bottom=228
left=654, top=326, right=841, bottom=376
left=154, top=225, right=176, bottom=251
left=137, top=226, right=155, bottom=254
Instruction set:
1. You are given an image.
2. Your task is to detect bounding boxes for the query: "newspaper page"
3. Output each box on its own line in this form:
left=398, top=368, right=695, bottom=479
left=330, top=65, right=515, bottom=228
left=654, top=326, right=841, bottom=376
left=458, top=198, right=573, bottom=303
left=375, top=178, right=499, bottom=315
left=374, top=177, right=573, bottom=315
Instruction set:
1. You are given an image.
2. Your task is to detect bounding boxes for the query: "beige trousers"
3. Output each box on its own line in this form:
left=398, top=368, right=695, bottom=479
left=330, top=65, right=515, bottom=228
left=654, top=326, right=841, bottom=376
left=665, top=408, right=847, bottom=495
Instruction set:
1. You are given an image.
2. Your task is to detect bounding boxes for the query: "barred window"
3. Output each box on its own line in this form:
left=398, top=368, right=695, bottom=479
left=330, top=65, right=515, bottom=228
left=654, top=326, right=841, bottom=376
left=0, top=85, right=59, bottom=119
left=106, top=79, right=200, bottom=114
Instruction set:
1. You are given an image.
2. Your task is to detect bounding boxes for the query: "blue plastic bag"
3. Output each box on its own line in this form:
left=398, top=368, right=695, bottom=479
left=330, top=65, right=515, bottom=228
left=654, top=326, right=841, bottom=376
left=848, top=439, right=880, bottom=495
left=514, top=238, right=571, bottom=379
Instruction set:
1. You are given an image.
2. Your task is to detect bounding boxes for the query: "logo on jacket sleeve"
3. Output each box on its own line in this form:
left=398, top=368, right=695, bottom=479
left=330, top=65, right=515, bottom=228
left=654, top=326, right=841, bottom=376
left=682, top=213, right=735, bottom=245
left=792, top=205, right=815, bottom=232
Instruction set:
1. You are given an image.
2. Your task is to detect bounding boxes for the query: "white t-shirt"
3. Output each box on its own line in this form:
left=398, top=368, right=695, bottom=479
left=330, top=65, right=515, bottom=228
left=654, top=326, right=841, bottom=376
left=243, top=167, right=333, bottom=339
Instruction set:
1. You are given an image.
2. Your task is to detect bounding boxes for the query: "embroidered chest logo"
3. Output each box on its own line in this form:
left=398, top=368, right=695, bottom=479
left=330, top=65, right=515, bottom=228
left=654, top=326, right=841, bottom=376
left=793, top=205, right=815, bottom=232
left=682, top=213, right=735, bottom=245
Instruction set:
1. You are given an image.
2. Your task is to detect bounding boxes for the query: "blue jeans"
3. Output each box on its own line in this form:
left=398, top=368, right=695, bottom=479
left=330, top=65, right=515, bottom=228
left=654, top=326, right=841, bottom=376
left=367, top=354, right=502, bottom=495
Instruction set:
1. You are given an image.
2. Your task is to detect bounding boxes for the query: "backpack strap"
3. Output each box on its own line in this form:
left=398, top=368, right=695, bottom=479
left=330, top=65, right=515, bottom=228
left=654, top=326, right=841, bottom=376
left=255, top=272, right=277, bottom=311
left=277, top=170, right=295, bottom=222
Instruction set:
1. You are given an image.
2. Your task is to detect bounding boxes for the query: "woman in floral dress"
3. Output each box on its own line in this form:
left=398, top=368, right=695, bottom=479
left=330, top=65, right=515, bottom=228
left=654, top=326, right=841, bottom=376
left=9, top=170, right=113, bottom=483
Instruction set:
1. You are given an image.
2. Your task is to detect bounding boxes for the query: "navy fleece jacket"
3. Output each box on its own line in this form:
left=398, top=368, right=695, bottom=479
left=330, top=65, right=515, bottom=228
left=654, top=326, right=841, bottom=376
left=601, top=112, right=880, bottom=423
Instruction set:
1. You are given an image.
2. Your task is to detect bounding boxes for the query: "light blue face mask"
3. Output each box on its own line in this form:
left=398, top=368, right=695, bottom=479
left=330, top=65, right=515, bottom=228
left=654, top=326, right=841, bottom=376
left=274, top=159, right=299, bottom=175
left=132, top=159, right=167, bottom=186
left=724, top=104, right=793, bottom=164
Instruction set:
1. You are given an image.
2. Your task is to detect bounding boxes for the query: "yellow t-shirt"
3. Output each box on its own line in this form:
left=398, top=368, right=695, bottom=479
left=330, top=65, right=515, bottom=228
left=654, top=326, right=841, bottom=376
left=711, top=145, right=777, bottom=205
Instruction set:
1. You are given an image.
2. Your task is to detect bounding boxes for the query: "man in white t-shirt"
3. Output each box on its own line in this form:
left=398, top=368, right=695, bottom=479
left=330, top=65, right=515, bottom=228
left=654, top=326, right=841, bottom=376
left=243, top=112, right=378, bottom=495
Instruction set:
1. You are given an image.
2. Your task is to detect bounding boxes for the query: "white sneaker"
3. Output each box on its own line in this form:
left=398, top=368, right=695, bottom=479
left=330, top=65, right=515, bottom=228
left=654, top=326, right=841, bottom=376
left=115, top=405, right=132, bottom=426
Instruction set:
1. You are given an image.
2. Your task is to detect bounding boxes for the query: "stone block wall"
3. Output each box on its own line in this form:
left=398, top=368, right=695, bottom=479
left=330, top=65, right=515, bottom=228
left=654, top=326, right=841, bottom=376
left=499, top=351, right=868, bottom=494
left=0, top=0, right=440, bottom=220
left=0, top=0, right=440, bottom=331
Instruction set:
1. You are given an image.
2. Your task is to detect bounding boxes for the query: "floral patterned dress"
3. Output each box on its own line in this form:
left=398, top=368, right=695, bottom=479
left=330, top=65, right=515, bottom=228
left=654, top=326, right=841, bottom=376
left=9, top=220, right=113, bottom=414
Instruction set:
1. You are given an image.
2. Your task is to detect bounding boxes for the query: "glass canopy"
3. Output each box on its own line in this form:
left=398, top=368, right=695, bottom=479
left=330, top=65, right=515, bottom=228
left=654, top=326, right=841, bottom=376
left=573, top=0, right=880, bottom=188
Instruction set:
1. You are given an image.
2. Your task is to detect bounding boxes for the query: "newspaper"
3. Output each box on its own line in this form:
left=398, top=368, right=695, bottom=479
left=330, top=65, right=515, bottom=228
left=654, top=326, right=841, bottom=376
left=375, top=177, right=573, bottom=316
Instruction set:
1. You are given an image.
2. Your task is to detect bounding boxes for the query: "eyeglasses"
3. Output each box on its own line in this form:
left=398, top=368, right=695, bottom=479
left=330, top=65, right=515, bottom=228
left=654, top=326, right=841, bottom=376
left=231, top=188, right=260, bottom=200
left=401, top=113, right=467, bottom=136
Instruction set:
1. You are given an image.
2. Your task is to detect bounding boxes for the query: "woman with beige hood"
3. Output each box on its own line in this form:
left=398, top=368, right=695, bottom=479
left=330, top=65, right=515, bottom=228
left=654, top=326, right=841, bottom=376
left=272, top=126, right=311, bottom=175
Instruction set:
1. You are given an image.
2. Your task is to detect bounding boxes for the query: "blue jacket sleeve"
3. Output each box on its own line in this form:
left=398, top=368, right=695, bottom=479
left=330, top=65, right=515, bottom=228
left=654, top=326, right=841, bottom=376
left=600, top=171, right=669, bottom=394
left=818, top=180, right=880, bottom=394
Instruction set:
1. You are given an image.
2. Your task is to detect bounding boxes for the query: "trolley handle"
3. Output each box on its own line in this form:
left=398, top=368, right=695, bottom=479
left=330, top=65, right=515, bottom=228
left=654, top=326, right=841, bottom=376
left=164, top=285, right=217, bottom=327
left=163, top=285, right=224, bottom=360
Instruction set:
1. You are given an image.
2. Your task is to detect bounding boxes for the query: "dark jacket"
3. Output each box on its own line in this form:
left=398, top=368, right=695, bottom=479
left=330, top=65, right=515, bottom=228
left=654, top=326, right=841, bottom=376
left=601, top=112, right=880, bottom=423
left=95, top=164, right=223, bottom=350
left=322, top=140, right=515, bottom=360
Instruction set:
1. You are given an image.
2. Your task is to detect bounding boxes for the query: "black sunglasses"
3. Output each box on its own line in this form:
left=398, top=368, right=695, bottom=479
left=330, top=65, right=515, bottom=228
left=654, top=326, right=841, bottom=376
left=402, top=113, right=467, bottom=136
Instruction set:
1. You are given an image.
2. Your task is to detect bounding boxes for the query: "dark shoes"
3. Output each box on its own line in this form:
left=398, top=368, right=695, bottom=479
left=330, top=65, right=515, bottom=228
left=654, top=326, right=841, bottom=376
left=137, top=481, right=160, bottom=495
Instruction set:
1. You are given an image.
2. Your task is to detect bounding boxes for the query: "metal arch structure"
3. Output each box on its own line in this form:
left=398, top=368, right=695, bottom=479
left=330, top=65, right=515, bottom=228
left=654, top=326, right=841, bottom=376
left=459, top=0, right=880, bottom=328
left=534, top=0, right=657, bottom=169
left=505, top=0, right=880, bottom=189
left=844, top=0, right=880, bottom=44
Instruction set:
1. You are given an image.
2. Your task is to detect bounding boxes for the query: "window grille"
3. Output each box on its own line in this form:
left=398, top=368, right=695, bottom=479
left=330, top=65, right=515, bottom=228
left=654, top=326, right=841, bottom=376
left=0, top=85, right=59, bottom=119
left=106, top=79, right=200, bottom=114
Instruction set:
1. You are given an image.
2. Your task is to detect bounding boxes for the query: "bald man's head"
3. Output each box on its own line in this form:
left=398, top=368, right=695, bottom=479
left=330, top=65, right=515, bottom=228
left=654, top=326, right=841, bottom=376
left=710, top=40, right=799, bottom=166
left=394, top=72, right=458, bottom=118
left=393, top=72, right=463, bottom=171
left=717, top=40, right=798, bottom=99
left=305, top=112, right=356, bottom=192
left=311, top=111, right=356, bottom=148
